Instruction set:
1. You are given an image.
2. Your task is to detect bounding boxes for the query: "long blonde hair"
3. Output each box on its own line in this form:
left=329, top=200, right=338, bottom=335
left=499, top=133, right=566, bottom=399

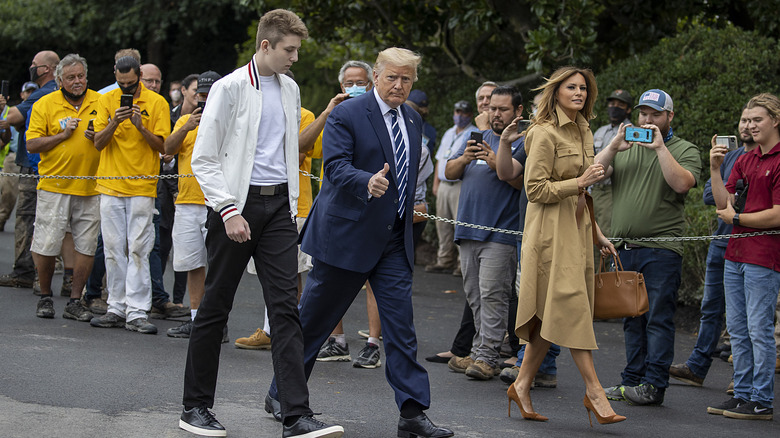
left=531, top=66, right=598, bottom=129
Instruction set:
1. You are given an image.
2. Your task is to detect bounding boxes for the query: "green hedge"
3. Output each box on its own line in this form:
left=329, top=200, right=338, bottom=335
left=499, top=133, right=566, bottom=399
left=595, top=25, right=780, bottom=304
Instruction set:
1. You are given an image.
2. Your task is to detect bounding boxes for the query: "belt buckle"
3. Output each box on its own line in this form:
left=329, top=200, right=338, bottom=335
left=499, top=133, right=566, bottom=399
left=624, top=243, right=632, bottom=251
left=260, top=186, right=276, bottom=196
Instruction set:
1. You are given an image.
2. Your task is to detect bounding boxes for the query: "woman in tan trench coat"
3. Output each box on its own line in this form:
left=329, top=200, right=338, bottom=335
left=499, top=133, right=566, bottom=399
left=507, top=66, right=625, bottom=426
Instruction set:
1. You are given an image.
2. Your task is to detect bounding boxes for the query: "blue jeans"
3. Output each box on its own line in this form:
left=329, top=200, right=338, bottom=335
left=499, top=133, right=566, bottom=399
left=724, top=260, right=780, bottom=407
left=686, top=243, right=726, bottom=378
left=619, top=246, right=681, bottom=389
left=150, top=197, right=169, bottom=308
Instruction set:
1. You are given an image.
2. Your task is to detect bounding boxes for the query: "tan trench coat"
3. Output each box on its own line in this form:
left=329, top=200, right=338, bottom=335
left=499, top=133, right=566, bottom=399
left=515, top=107, right=598, bottom=350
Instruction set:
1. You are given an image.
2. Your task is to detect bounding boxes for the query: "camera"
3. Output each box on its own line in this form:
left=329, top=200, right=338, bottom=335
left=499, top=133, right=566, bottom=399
left=715, top=135, right=738, bottom=151
left=516, top=119, right=531, bottom=134
left=120, top=94, right=133, bottom=109
left=197, top=101, right=206, bottom=112
left=469, top=131, right=483, bottom=145
left=624, top=127, right=653, bottom=143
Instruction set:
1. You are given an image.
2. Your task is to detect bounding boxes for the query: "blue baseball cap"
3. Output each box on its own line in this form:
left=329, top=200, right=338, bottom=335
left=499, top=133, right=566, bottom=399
left=636, top=89, right=673, bottom=112
left=408, top=89, right=428, bottom=107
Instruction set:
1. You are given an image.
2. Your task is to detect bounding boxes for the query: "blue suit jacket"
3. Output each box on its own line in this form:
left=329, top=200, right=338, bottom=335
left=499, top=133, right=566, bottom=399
left=300, top=92, right=422, bottom=273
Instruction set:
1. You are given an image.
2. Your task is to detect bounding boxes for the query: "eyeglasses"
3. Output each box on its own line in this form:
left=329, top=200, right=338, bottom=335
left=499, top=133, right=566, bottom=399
left=343, top=81, right=368, bottom=87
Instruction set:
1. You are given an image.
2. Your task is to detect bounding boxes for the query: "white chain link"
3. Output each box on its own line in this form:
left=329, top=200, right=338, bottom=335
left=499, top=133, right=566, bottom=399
left=4, top=170, right=778, bottom=242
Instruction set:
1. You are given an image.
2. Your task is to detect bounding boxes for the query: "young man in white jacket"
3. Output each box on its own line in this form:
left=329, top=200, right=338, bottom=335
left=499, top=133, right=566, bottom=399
left=179, top=9, right=343, bottom=438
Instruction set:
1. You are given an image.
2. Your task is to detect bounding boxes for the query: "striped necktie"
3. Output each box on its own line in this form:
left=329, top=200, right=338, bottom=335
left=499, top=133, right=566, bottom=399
left=389, top=108, right=407, bottom=218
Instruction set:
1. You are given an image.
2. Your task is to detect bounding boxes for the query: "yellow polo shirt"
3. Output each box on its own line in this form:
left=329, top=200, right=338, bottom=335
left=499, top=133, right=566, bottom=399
left=26, top=89, right=102, bottom=196
left=172, top=114, right=204, bottom=205
left=94, top=83, right=170, bottom=197
left=298, top=107, right=323, bottom=218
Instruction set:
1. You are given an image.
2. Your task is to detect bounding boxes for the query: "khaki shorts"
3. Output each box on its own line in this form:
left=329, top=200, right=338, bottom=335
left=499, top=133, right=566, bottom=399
left=296, top=216, right=312, bottom=273
left=31, top=190, right=100, bottom=256
left=172, top=204, right=208, bottom=271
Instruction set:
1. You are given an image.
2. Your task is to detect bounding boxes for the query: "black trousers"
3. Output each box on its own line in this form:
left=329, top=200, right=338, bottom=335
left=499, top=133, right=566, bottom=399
left=183, top=188, right=312, bottom=419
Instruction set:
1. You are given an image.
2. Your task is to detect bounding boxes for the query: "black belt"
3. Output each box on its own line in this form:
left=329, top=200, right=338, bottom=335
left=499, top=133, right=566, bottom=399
left=248, top=183, right=288, bottom=196
left=623, top=242, right=643, bottom=250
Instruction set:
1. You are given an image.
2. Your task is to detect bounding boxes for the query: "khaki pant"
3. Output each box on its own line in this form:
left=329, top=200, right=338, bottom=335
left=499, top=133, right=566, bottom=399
left=0, top=152, right=19, bottom=227
left=434, top=180, right=461, bottom=267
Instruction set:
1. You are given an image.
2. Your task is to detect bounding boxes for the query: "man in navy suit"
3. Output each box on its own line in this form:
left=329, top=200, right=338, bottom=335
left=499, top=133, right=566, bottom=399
left=267, top=47, right=454, bottom=438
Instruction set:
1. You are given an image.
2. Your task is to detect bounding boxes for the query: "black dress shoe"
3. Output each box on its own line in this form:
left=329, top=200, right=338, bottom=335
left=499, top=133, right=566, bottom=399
left=265, top=392, right=282, bottom=421
left=398, top=413, right=454, bottom=438
left=424, top=354, right=451, bottom=364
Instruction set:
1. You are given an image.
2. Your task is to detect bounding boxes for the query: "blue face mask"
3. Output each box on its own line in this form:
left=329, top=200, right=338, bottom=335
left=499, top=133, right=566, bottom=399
left=453, top=114, right=471, bottom=128
left=345, top=85, right=367, bottom=97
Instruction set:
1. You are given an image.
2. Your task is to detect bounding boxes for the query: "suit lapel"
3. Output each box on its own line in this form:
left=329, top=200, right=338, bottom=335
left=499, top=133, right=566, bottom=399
left=366, top=98, right=399, bottom=185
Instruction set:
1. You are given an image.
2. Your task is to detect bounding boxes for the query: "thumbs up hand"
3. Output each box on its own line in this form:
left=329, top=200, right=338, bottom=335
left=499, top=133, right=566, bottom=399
left=368, top=163, right=391, bottom=197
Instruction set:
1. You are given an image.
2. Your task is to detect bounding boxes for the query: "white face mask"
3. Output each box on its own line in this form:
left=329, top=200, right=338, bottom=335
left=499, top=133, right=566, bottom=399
left=170, top=89, right=182, bottom=102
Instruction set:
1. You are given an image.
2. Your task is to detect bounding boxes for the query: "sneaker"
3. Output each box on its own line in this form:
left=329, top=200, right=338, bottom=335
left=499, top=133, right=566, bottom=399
left=447, top=355, right=474, bottom=373
left=316, top=337, right=350, bottom=362
left=465, top=359, right=499, bottom=380
left=60, top=274, right=73, bottom=297
left=534, top=372, right=558, bottom=388
left=264, top=392, right=282, bottom=422
left=425, top=263, right=455, bottom=274
left=0, top=273, right=34, bottom=289
left=604, top=385, right=625, bottom=401
left=622, top=383, right=665, bottom=406
left=234, top=328, right=271, bottom=350
left=36, top=296, right=55, bottom=318
left=707, top=397, right=746, bottom=415
left=726, top=380, right=734, bottom=395
left=353, top=342, right=382, bottom=369
left=499, top=366, right=520, bottom=385
left=90, top=312, right=126, bottom=328
left=669, top=363, right=704, bottom=386
left=282, top=415, right=343, bottom=438
left=125, top=318, right=158, bottom=334
left=356, top=329, right=382, bottom=340
left=83, top=297, right=108, bottom=315
left=63, top=300, right=93, bottom=322
left=167, top=320, right=193, bottom=338
left=179, top=406, right=226, bottom=437
left=150, top=302, right=190, bottom=319
left=723, top=400, right=773, bottom=420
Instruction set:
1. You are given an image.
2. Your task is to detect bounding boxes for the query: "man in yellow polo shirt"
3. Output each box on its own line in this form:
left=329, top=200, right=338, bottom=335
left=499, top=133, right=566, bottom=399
left=90, top=55, right=170, bottom=334
left=163, top=71, right=220, bottom=339
left=26, top=54, right=102, bottom=321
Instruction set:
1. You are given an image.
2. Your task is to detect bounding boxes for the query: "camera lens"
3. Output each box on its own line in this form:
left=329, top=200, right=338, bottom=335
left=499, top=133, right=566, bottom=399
left=632, top=131, right=639, bottom=138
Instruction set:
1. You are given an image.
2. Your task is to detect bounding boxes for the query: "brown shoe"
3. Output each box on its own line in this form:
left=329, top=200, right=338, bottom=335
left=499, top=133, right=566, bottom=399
left=669, top=363, right=704, bottom=386
left=150, top=302, right=190, bottom=319
left=447, top=355, right=474, bottom=373
left=0, top=273, right=34, bottom=289
left=465, top=360, right=499, bottom=380
left=534, top=372, right=557, bottom=388
left=234, top=328, right=272, bottom=350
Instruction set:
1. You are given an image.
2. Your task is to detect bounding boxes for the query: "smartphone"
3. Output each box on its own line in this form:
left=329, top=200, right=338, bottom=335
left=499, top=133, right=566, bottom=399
left=120, top=94, right=133, bottom=109
left=469, top=131, right=483, bottom=145
left=0, top=80, right=9, bottom=99
left=516, top=119, right=531, bottom=134
left=625, top=126, right=653, bottom=143
left=715, top=135, right=738, bottom=151
left=197, top=101, right=206, bottom=112
left=87, top=119, right=94, bottom=131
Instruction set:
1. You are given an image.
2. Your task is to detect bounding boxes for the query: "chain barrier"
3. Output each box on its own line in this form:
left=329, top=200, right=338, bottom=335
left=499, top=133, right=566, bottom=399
left=3, top=170, right=779, bottom=242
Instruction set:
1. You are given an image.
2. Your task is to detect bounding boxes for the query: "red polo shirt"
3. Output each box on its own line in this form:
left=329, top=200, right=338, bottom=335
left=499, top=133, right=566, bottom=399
left=725, top=141, right=780, bottom=272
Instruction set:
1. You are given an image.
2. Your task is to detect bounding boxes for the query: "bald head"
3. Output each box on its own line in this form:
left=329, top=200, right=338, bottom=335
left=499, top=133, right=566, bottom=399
left=140, top=63, right=162, bottom=93
left=30, top=51, right=59, bottom=86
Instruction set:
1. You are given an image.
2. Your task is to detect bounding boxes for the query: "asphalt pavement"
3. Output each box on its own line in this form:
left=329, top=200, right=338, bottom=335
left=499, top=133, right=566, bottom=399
left=0, top=215, right=778, bottom=437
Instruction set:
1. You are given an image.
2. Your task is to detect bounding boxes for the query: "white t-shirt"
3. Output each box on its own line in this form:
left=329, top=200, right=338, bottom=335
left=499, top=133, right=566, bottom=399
left=251, top=75, right=287, bottom=185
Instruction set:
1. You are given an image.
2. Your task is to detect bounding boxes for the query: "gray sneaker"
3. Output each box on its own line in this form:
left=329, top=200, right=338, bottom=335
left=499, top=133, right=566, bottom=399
left=499, top=366, right=520, bottom=385
left=36, top=296, right=55, bottom=318
left=167, top=320, right=193, bottom=338
left=353, top=342, right=381, bottom=369
left=90, top=312, right=126, bottom=328
left=63, top=300, right=93, bottom=322
left=604, top=385, right=625, bottom=401
left=316, top=337, right=350, bottom=362
left=125, top=318, right=158, bottom=334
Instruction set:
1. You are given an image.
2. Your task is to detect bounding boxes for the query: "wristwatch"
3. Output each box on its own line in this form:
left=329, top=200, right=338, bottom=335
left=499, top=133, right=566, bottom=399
left=733, top=213, right=740, bottom=226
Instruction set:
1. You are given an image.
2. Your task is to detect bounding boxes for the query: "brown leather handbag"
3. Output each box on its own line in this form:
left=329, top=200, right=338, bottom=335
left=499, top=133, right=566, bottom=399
left=593, top=253, right=649, bottom=319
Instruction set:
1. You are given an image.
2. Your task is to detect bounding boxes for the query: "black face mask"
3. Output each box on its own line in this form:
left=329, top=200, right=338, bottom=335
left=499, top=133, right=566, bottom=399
left=61, top=87, right=86, bottom=101
left=607, top=106, right=627, bottom=123
left=119, top=80, right=139, bottom=95
left=29, top=65, right=44, bottom=82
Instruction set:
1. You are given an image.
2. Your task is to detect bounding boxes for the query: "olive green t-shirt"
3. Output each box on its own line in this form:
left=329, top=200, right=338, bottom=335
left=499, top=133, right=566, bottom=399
left=610, top=136, right=702, bottom=255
